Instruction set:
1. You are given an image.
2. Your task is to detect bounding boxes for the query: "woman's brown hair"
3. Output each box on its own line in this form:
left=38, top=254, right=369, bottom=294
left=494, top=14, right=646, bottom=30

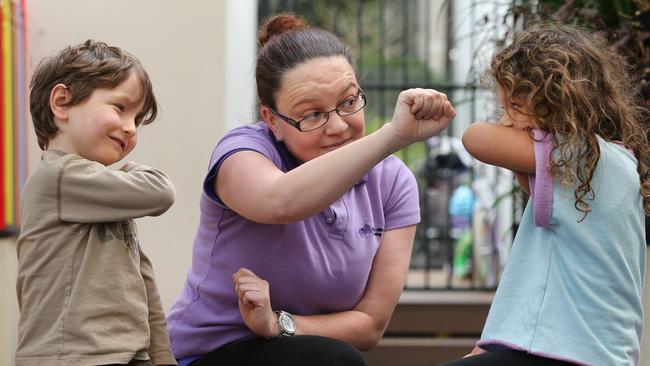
left=255, top=12, right=353, bottom=110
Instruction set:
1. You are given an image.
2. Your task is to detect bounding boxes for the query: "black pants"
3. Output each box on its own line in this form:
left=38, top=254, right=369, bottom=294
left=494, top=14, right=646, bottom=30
left=440, top=350, right=576, bottom=366
left=190, top=335, right=366, bottom=366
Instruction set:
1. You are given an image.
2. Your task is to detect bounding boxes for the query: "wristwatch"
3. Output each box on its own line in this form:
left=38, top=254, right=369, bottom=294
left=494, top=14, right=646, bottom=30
left=275, top=310, right=296, bottom=337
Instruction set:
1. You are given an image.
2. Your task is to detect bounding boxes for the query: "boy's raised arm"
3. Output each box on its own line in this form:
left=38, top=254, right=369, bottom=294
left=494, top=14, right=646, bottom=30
left=57, top=156, right=175, bottom=223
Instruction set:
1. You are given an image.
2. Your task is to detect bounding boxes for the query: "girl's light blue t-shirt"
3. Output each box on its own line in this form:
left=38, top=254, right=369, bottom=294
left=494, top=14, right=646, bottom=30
left=479, top=131, right=646, bottom=366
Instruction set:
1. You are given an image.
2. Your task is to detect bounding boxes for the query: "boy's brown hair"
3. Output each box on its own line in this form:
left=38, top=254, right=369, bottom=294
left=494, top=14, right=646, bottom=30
left=30, top=40, right=157, bottom=150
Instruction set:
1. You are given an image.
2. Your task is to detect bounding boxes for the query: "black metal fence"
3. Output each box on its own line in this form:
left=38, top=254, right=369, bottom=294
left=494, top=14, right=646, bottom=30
left=258, top=0, right=512, bottom=290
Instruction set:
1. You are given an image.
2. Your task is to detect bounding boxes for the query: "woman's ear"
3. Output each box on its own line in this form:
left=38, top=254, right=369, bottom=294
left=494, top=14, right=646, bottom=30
left=50, top=84, right=70, bottom=122
left=260, top=105, right=284, bottom=141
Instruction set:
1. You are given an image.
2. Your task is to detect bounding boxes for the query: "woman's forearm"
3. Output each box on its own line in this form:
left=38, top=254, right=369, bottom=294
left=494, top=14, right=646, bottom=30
left=292, top=310, right=385, bottom=351
left=267, top=124, right=403, bottom=222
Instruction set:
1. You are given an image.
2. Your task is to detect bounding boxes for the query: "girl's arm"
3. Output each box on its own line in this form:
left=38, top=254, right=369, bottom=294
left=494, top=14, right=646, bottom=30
left=461, top=122, right=536, bottom=174
left=217, top=89, right=455, bottom=224
left=233, top=225, right=416, bottom=351
left=514, top=171, right=530, bottom=195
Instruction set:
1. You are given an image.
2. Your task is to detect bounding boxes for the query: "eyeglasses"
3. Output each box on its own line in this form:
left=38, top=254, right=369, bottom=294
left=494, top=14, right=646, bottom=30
left=271, top=92, right=366, bottom=132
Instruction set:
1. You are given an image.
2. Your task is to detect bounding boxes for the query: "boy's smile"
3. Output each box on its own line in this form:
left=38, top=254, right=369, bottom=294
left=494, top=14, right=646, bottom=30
left=48, top=72, right=145, bottom=166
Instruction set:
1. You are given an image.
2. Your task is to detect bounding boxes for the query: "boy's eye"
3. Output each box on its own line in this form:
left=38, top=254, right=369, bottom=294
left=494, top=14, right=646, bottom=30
left=113, top=104, right=125, bottom=112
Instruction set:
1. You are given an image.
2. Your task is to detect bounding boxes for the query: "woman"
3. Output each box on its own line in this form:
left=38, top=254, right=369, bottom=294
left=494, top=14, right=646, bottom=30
left=166, top=13, right=456, bottom=366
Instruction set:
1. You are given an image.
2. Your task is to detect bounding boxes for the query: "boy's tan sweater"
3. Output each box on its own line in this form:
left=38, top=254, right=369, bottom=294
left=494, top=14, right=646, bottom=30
left=15, top=150, right=177, bottom=366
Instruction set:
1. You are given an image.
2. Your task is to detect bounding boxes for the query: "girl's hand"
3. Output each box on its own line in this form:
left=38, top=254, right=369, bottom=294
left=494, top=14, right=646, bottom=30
left=388, top=88, right=456, bottom=146
left=232, top=268, right=278, bottom=338
left=464, top=346, right=486, bottom=358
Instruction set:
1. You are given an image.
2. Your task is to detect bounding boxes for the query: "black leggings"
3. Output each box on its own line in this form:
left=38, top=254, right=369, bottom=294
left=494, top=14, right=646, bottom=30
left=190, top=335, right=366, bottom=366
left=440, top=350, right=577, bottom=366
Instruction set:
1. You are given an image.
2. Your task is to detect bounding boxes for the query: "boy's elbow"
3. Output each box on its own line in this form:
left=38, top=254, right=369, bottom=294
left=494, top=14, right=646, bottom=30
left=161, top=186, right=176, bottom=209
left=150, top=185, right=175, bottom=216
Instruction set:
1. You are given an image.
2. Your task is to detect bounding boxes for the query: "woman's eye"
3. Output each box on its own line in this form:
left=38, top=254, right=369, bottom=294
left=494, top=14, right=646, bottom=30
left=304, top=112, right=322, bottom=121
left=342, top=98, right=356, bottom=108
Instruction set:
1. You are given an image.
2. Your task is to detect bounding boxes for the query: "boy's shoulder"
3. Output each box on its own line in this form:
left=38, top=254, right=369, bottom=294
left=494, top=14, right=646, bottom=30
left=26, top=150, right=97, bottom=185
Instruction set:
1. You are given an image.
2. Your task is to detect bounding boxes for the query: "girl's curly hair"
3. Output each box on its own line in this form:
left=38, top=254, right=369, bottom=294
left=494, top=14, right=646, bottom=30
left=492, top=23, right=650, bottom=217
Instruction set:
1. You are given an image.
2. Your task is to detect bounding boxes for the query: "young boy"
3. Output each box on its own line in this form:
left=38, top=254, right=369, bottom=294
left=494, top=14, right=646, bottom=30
left=16, top=40, right=176, bottom=366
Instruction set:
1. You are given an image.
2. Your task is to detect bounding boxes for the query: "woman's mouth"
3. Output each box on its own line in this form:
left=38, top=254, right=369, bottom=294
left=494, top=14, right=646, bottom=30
left=324, top=138, right=350, bottom=149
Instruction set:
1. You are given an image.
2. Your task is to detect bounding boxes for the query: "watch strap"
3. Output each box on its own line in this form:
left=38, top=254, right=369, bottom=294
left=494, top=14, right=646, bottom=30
left=275, top=310, right=296, bottom=337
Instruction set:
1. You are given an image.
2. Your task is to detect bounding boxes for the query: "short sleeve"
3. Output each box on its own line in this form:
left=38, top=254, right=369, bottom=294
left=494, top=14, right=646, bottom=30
left=202, top=124, right=283, bottom=205
left=529, top=129, right=554, bottom=228
left=383, top=157, right=421, bottom=230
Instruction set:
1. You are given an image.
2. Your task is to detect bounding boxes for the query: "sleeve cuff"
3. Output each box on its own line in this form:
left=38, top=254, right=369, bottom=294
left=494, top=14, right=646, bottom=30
left=150, top=352, right=178, bottom=365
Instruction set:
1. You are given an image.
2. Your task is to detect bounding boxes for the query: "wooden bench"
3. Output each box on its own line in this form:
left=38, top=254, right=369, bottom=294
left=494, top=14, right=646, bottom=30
left=363, top=290, right=493, bottom=366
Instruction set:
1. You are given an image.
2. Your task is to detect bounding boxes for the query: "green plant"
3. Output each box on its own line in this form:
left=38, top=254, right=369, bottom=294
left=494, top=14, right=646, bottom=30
left=508, top=0, right=650, bottom=103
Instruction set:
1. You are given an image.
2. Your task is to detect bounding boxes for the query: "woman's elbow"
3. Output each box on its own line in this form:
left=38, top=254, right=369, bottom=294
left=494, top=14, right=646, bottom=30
left=354, top=317, right=386, bottom=351
left=356, top=330, right=383, bottom=351
left=256, top=192, right=302, bottom=224
left=357, top=338, right=380, bottom=352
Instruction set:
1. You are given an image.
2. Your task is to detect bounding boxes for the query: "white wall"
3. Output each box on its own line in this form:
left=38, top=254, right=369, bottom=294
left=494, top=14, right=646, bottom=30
left=0, top=0, right=257, bottom=363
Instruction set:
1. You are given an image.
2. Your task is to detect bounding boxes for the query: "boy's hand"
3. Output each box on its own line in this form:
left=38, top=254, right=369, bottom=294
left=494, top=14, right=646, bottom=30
left=119, top=161, right=138, bottom=171
left=232, top=268, right=279, bottom=338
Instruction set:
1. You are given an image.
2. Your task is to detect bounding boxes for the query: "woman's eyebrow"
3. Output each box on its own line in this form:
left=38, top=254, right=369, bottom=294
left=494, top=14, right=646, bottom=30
left=337, top=82, right=359, bottom=97
left=290, top=83, right=358, bottom=111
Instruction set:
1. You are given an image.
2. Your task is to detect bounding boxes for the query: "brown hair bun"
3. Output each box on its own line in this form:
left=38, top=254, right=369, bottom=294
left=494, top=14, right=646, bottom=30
left=258, top=12, right=308, bottom=48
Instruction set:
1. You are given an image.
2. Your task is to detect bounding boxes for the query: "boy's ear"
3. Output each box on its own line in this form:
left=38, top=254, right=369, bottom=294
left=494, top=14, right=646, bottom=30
left=260, top=105, right=283, bottom=141
left=50, top=84, right=70, bottom=121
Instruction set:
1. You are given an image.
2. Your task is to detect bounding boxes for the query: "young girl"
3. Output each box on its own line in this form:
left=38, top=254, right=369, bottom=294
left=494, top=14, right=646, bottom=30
left=444, top=24, right=650, bottom=366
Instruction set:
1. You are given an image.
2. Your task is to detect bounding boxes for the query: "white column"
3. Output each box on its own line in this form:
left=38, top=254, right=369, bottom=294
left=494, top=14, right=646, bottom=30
left=224, top=0, right=258, bottom=130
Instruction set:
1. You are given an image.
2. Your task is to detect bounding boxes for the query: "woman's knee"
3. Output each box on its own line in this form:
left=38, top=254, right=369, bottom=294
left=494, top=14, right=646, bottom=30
left=290, top=336, right=366, bottom=366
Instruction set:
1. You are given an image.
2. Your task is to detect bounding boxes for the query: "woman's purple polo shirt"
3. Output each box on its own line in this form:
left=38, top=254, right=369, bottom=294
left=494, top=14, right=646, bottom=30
left=166, top=122, right=420, bottom=361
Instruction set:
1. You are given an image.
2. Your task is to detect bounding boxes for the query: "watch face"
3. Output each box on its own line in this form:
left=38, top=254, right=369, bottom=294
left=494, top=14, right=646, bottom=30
left=280, top=312, right=296, bottom=333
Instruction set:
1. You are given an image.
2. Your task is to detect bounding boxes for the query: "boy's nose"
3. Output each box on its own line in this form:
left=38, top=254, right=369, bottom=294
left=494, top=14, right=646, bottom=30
left=122, top=119, right=137, bottom=134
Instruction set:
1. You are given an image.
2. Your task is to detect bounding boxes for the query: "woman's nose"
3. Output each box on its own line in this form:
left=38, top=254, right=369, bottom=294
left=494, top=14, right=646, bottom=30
left=325, top=112, right=348, bottom=134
